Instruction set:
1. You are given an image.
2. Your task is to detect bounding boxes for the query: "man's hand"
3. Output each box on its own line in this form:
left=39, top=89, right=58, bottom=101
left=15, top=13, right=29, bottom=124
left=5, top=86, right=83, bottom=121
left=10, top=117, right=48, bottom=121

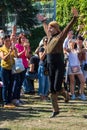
left=12, top=25, right=16, bottom=35
left=71, top=7, right=78, bottom=17
left=37, top=14, right=47, bottom=22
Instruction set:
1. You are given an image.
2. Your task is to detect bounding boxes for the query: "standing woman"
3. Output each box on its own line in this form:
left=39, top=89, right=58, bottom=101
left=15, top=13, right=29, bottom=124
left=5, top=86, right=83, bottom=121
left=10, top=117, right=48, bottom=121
left=38, top=36, right=50, bottom=100
left=12, top=33, right=30, bottom=106
left=66, top=40, right=86, bottom=100
left=0, top=35, right=17, bottom=108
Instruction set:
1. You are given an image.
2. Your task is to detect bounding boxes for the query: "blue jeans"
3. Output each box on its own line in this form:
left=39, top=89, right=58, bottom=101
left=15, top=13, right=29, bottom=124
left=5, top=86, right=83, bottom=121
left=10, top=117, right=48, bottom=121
left=1, top=67, right=14, bottom=104
left=38, top=65, right=49, bottom=96
left=22, top=71, right=38, bottom=92
left=12, top=69, right=26, bottom=99
left=0, top=66, right=1, bottom=80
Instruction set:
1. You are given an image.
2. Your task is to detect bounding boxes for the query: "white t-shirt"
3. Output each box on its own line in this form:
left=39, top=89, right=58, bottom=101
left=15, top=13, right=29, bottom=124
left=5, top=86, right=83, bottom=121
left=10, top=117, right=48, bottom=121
left=67, top=50, right=82, bottom=75
left=63, top=37, right=70, bottom=49
left=68, top=50, right=80, bottom=66
left=39, top=39, right=43, bottom=47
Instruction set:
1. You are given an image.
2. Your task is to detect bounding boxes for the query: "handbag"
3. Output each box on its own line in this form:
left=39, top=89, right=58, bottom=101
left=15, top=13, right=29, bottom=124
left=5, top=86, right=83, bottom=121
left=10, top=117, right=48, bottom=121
left=12, top=58, right=25, bottom=74
left=44, top=67, right=49, bottom=75
left=71, top=66, right=80, bottom=73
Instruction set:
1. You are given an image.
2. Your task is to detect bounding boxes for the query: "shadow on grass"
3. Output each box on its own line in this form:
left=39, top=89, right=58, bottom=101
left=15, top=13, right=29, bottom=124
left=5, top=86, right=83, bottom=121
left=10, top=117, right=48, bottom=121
left=0, top=91, right=87, bottom=124
left=0, top=102, right=54, bottom=122
left=0, top=106, right=41, bottom=122
left=83, top=115, right=87, bottom=119
left=0, top=128, right=11, bottom=130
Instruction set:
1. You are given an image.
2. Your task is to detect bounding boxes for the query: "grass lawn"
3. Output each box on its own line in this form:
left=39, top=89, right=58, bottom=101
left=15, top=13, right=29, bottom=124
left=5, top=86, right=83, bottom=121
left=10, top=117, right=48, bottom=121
left=0, top=81, right=87, bottom=130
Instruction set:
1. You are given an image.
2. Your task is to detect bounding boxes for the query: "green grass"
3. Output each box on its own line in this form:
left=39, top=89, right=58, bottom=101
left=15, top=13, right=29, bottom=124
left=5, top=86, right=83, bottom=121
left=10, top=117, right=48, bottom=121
left=0, top=85, right=87, bottom=130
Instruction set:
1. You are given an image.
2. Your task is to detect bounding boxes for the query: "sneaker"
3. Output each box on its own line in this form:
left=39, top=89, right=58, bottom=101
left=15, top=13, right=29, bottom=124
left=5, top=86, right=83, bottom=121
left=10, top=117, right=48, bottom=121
left=19, top=99, right=25, bottom=104
left=71, top=94, right=76, bottom=100
left=12, top=99, right=22, bottom=106
left=4, top=104, right=16, bottom=109
left=50, top=111, right=59, bottom=118
left=78, top=94, right=86, bottom=101
left=15, top=100, right=22, bottom=106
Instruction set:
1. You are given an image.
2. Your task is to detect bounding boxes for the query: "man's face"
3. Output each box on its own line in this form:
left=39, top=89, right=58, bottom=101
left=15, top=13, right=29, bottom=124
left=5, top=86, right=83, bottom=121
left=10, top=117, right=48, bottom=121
left=4, top=37, right=11, bottom=48
left=68, top=31, right=73, bottom=39
left=76, top=39, right=83, bottom=48
left=48, top=25, right=57, bottom=36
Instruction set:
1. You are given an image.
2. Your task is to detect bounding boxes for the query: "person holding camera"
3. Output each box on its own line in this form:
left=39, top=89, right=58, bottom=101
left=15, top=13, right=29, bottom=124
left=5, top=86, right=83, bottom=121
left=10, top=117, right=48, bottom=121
left=38, top=36, right=50, bottom=100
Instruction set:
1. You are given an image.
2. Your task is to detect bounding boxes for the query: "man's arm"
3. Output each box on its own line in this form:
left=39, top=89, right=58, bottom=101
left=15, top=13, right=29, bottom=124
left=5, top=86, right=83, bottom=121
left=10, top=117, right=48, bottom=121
left=29, top=64, right=34, bottom=72
left=59, top=8, right=78, bottom=42
left=37, top=14, right=50, bottom=38
left=12, top=25, right=17, bottom=35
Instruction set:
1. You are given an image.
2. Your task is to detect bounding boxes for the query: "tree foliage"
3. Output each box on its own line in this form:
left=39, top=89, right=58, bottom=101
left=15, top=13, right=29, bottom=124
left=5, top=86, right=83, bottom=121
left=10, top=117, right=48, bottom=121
left=28, top=26, right=46, bottom=51
left=56, top=0, right=87, bottom=32
left=0, top=0, right=38, bottom=30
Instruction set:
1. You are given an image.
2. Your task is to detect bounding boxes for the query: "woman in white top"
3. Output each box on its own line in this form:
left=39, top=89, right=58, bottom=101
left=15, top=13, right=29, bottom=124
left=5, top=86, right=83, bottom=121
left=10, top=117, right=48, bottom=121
left=66, top=40, right=86, bottom=100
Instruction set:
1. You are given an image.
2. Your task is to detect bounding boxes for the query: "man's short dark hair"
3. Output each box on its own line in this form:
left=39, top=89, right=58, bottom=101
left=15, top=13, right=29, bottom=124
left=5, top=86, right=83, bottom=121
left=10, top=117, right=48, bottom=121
left=77, top=35, right=84, bottom=41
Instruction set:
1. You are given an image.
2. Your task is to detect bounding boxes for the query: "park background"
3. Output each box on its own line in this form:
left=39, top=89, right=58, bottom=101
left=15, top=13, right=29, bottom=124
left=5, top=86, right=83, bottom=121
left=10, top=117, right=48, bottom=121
left=0, top=0, right=87, bottom=130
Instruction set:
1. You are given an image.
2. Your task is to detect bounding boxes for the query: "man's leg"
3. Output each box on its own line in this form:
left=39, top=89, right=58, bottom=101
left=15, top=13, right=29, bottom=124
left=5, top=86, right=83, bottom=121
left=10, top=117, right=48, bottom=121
left=50, top=92, right=59, bottom=118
